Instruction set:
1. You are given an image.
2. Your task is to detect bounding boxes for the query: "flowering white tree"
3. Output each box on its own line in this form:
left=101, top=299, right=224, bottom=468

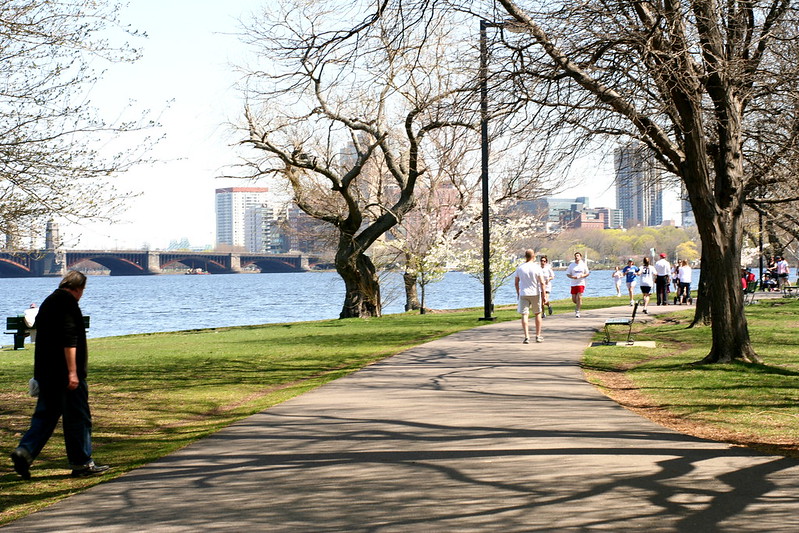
left=458, top=215, right=540, bottom=308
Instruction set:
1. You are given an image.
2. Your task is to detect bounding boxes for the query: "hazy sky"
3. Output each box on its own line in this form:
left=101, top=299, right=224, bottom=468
left=61, top=1, right=673, bottom=251
left=62, top=1, right=254, bottom=250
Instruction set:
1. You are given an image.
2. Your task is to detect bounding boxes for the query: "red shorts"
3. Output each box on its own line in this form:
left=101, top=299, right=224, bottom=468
left=570, top=285, right=585, bottom=295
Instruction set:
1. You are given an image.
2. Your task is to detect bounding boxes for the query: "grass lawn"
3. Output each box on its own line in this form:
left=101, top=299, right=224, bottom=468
left=1, top=307, right=523, bottom=524
left=583, top=297, right=799, bottom=458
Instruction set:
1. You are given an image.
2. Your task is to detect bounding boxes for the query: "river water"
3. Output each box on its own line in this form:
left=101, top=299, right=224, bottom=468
left=1, top=270, right=626, bottom=339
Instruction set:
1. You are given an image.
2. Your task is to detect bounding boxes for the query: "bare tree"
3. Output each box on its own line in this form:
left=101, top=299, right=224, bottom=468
left=469, top=0, right=799, bottom=363
left=238, top=2, right=487, bottom=318
left=0, top=0, right=149, bottom=246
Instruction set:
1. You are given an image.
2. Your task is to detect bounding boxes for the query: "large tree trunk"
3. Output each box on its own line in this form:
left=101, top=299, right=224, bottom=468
left=403, top=266, right=420, bottom=312
left=695, top=213, right=758, bottom=363
left=336, top=247, right=381, bottom=318
left=689, top=245, right=711, bottom=327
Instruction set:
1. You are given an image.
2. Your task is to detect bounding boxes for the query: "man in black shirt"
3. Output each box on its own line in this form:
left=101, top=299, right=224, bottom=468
left=10, top=270, right=109, bottom=479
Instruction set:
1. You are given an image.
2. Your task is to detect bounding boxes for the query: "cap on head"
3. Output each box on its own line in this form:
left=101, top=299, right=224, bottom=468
left=659, top=253, right=667, bottom=258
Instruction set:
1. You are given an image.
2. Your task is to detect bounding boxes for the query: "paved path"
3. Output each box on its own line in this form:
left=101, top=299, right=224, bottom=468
left=6, top=305, right=799, bottom=532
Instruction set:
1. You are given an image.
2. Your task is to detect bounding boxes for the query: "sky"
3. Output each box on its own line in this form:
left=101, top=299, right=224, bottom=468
left=60, top=1, right=679, bottom=251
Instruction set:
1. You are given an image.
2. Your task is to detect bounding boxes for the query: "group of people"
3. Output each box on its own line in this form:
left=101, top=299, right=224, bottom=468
left=514, top=250, right=589, bottom=344
left=612, top=254, right=692, bottom=314
left=744, top=255, right=794, bottom=292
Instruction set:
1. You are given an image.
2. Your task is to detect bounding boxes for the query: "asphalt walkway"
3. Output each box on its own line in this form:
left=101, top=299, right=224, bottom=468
left=6, top=304, right=799, bottom=532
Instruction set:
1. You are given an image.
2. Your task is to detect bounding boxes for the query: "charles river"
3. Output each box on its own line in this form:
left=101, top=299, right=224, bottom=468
left=2, top=270, right=625, bottom=340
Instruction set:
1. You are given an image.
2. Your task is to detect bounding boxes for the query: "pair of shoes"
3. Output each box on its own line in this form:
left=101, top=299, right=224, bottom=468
left=523, top=337, right=530, bottom=344
left=547, top=305, right=552, bottom=316
left=575, top=311, right=580, bottom=318
left=71, top=460, right=110, bottom=478
left=536, top=336, right=543, bottom=343
left=10, top=448, right=31, bottom=480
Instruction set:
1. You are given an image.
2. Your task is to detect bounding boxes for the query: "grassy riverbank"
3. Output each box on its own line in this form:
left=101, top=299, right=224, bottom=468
left=2, top=306, right=528, bottom=523
left=584, top=297, right=799, bottom=458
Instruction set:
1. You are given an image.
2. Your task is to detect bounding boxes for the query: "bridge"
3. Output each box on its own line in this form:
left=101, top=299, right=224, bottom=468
left=0, top=250, right=310, bottom=277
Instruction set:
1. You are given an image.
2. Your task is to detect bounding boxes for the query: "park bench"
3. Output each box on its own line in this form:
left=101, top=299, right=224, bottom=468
left=4, top=316, right=90, bottom=350
left=603, top=301, right=639, bottom=345
left=743, top=281, right=759, bottom=305
left=782, top=284, right=799, bottom=299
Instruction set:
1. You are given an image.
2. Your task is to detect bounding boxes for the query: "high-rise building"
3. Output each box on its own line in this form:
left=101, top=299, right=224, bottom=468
left=614, top=143, right=664, bottom=227
left=215, top=187, right=270, bottom=250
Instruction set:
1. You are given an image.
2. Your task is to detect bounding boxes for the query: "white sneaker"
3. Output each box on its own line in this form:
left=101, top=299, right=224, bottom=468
left=575, top=311, right=580, bottom=318
left=523, top=337, right=530, bottom=344
left=630, top=300, right=634, bottom=306
left=536, top=336, right=543, bottom=343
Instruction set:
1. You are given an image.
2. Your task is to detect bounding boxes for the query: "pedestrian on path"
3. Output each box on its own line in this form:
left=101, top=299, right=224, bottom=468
left=10, top=270, right=110, bottom=480
left=639, top=257, right=654, bottom=313
left=654, top=252, right=671, bottom=306
left=540, top=255, right=554, bottom=317
left=515, top=249, right=548, bottom=343
left=621, top=258, right=639, bottom=306
left=612, top=266, right=624, bottom=297
left=565, top=251, right=589, bottom=318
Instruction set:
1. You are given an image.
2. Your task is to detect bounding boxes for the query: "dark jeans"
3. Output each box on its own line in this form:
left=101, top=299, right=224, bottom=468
left=17, top=380, right=93, bottom=467
left=678, top=282, right=691, bottom=303
left=655, top=275, right=669, bottom=305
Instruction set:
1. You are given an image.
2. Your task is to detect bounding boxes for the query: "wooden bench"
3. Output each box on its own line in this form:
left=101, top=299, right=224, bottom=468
left=5, top=316, right=90, bottom=350
left=603, top=301, right=639, bottom=345
left=782, top=284, right=799, bottom=298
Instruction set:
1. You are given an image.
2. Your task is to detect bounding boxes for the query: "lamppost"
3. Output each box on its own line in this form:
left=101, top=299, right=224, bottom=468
left=478, top=19, right=524, bottom=321
left=479, top=19, right=494, bottom=321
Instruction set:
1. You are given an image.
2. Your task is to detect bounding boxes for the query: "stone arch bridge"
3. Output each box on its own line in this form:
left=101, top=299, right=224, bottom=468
left=0, top=250, right=310, bottom=277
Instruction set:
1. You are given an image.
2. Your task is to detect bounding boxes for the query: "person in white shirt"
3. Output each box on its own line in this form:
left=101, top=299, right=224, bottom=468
left=565, top=251, right=590, bottom=318
left=638, top=257, right=654, bottom=313
left=540, top=255, right=555, bottom=316
left=654, top=253, right=672, bottom=305
left=677, top=260, right=693, bottom=304
left=776, top=256, right=790, bottom=290
left=515, top=249, right=548, bottom=343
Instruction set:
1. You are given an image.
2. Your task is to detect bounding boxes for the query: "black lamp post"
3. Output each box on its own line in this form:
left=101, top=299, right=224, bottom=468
left=479, top=19, right=494, bottom=321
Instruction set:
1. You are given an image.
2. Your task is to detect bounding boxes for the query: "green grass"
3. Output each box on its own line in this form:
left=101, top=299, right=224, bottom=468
left=583, top=298, right=799, bottom=455
left=0, top=307, right=517, bottom=524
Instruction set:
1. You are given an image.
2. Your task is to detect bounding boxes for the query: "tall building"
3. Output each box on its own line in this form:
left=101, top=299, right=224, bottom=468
left=215, top=187, right=270, bottom=250
left=614, top=143, right=664, bottom=227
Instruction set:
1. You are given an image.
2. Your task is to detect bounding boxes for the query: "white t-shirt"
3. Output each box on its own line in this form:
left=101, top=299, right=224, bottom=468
left=541, top=264, right=555, bottom=292
left=516, top=261, right=545, bottom=296
left=639, top=265, right=654, bottom=287
left=678, top=265, right=692, bottom=283
left=566, top=260, right=589, bottom=287
left=655, top=258, right=671, bottom=276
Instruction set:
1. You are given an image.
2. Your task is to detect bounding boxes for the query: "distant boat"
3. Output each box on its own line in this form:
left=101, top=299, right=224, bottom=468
left=185, top=268, right=210, bottom=275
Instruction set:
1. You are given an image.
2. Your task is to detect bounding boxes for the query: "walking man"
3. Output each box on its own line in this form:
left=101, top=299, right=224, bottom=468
left=654, top=252, right=671, bottom=305
left=10, top=271, right=110, bottom=480
left=515, top=249, right=548, bottom=343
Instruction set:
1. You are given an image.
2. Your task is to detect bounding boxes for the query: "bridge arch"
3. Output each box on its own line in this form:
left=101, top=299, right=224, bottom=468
left=68, top=254, right=147, bottom=276
left=240, top=258, right=305, bottom=273
left=160, top=255, right=228, bottom=274
left=0, top=257, right=33, bottom=277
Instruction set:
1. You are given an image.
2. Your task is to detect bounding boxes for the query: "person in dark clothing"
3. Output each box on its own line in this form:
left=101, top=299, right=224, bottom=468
left=10, top=270, right=109, bottom=479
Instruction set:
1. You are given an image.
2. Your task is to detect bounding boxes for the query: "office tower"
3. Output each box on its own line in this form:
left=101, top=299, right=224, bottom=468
left=614, top=143, right=664, bottom=227
left=215, top=187, right=270, bottom=250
